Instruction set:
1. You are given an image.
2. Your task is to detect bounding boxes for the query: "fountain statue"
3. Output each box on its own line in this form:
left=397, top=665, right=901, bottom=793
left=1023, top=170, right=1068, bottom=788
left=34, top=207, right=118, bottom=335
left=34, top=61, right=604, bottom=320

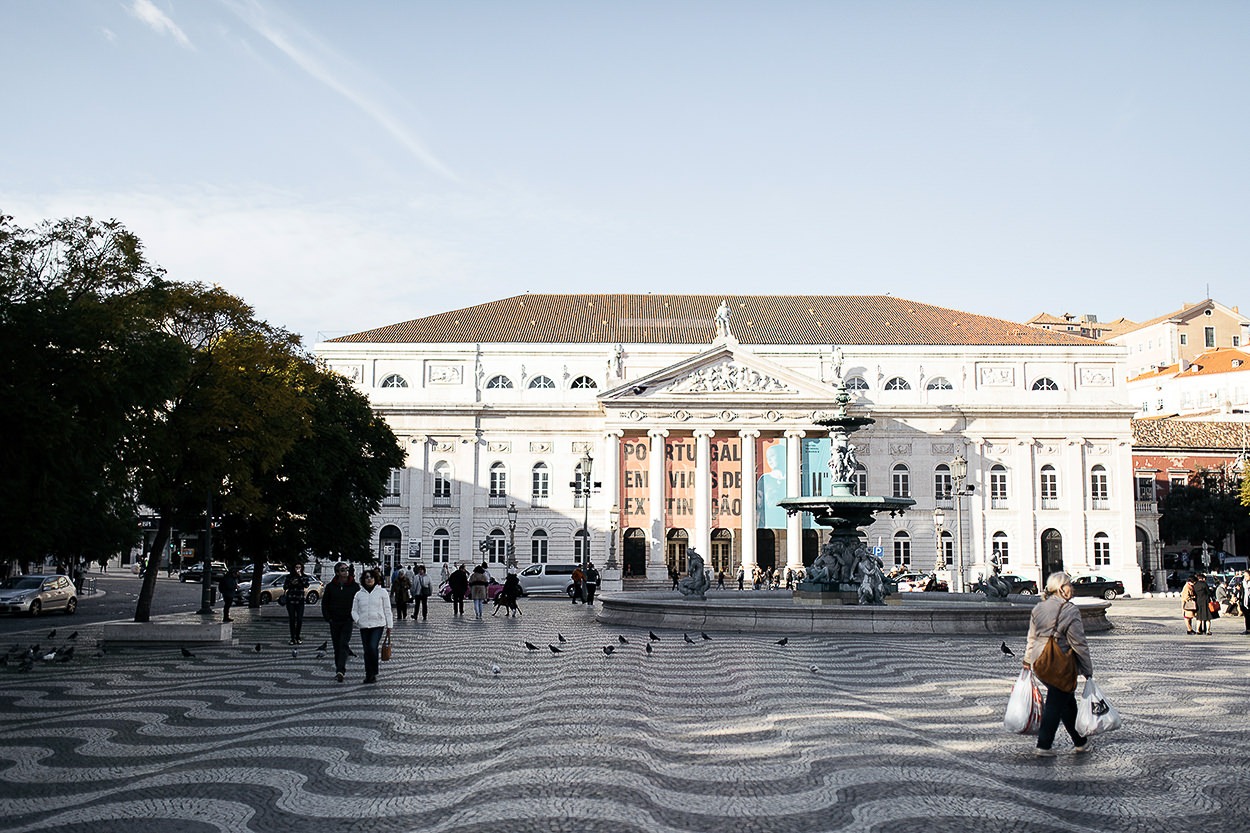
left=676, top=549, right=710, bottom=600
left=778, top=376, right=914, bottom=605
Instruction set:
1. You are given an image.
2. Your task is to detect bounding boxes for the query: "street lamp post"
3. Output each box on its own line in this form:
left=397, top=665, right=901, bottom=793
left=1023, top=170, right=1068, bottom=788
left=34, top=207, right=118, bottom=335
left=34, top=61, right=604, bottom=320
left=951, top=454, right=971, bottom=593
left=931, top=507, right=946, bottom=576
left=570, top=451, right=601, bottom=566
left=606, top=503, right=619, bottom=570
left=506, top=501, right=518, bottom=569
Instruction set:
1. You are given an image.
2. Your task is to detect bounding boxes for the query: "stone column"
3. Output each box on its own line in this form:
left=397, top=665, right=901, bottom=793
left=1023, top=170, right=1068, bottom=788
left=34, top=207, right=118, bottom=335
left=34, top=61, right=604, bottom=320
left=738, top=429, right=760, bottom=576
left=693, top=429, right=713, bottom=559
left=785, top=429, right=806, bottom=573
left=648, top=428, right=669, bottom=574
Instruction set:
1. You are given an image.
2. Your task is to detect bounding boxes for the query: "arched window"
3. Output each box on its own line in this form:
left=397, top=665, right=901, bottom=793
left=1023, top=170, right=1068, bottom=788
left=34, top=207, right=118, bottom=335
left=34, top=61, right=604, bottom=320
left=433, top=462, right=452, bottom=505
left=845, top=376, right=869, bottom=391
left=573, top=460, right=589, bottom=508
left=992, top=531, right=1010, bottom=565
left=571, top=375, right=598, bottom=389
left=528, top=375, right=556, bottom=389
left=891, top=463, right=910, bottom=498
left=486, top=375, right=513, bottom=389
left=926, top=377, right=953, bottom=391
left=531, top=463, right=550, bottom=506
left=432, top=528, right=450, bottom=563
left=1040, top=464, right=1059, bottom=507
left=851, top=464, right=868, bottom=497
left=487, top=528, right=507, bottom=564
left=489, top=462, right=508, bottom=506
left=893, top=531, right=911, bottom=567
left=573, top=529, right=589, bottom=563
left=1032, top=377, right=1059, bottom=391
left=990, top=464, right=1009, bottom=508
left=380, top=373, right=408, bottom=388
left=884, top=377, right=911, bottom=391
left=934, top=464, right=952, bottom=501
left=1093, top=532, right=1111, bottom=566
left=1090, top=465, right=1109, bottom=508
left=939, top=530, right=954, bottom=566
left=531, top=529, right=549, bottom=563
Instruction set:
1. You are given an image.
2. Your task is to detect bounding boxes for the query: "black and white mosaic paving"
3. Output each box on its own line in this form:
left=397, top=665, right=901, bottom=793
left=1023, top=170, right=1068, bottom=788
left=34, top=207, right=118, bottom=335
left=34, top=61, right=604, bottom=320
left=1, top=599, right=1247, bottom=832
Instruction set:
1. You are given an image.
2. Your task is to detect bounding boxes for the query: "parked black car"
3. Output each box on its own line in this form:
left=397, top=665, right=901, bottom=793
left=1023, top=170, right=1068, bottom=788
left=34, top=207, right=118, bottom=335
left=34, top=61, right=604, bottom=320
left=1069, top=574, right=1125, bottom=600
left=999, top=574, right=1039, bottom=595
left=178, top=562, right=227, bottom=582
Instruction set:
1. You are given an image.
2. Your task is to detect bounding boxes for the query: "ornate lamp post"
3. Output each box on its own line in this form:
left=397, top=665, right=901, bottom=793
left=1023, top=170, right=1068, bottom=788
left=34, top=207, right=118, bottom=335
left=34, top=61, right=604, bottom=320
left=506, top=501, right=518, bottom=569
left=951, top=454, right=970, bottom=593
left=570, top=451, right=601, bottom=566
left=607, top=503, right=619, bottom=570
left=932, top=506, right=946, bottom=576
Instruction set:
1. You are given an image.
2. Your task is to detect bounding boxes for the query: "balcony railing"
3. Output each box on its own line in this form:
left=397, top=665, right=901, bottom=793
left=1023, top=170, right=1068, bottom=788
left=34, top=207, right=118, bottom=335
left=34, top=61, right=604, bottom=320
left=382, top=495, right=401, bottom=507
left=1134, top=500, right=1158, bottom=513
left=1040, top=498, right=1059, bottom=510
left=488, top=495, right=507, bottom=507
left=1090, top=499, right=1110, bottom=510
left=432, top=495, right=452, bottom=508
left=531, top=495, right=549, bottom=508
left=990, top=498, right=1009, bottom=510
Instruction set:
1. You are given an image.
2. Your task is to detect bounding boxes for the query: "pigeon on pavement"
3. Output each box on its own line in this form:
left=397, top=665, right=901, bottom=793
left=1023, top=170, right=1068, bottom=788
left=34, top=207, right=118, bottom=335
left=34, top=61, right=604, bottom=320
left=618, top=635, right=629, bottom=644
left=524, top=641, right=539, bottom=651
left=549, top=645, right=563, bottom=653
left=557, top=633, right=567, bottom=643
left=683, top=633, right=695, bottom=644
left=1000, top=642, right=1014, bottom=657
left=775, top=638, right=788, bottom=646
left=180, top=647, right=195, bottom=658
left=700, top=632, right=711, bottom=641
left=602, top=645, right=616, bottom=655
left=648, top=631, right=660, bottom=641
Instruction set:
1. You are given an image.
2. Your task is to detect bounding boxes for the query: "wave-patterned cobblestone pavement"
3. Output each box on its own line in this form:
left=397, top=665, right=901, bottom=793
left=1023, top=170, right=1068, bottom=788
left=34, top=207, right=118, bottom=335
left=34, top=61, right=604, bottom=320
left=1, top=600, right=1247, bottom=832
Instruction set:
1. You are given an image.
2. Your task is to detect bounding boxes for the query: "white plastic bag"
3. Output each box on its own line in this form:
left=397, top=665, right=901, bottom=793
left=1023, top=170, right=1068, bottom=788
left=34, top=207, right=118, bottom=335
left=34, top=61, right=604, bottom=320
left=1075, top=678, right=1122, bottom=736
left=1004, top=669, right=1044, bottom=734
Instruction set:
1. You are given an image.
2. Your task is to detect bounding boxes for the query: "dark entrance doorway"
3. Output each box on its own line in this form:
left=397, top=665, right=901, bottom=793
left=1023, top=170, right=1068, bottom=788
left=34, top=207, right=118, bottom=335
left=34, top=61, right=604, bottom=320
left=756, top=529, right=776, bottom=573
left=623, top=528, right=647, bottom=578
left=1041, top=528, right=1064, bottom=579
left=802, top=529, right=820, bottom=566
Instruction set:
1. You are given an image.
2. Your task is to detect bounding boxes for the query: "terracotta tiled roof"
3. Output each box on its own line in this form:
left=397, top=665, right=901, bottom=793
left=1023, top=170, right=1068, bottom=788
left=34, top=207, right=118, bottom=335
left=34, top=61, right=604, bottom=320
left=1116, top=299, right=1215, bottom=335
left=1133, top=418, right=1250, bottom=451
left=1027, top=312, right=1071, bottom=326
left=1128, top=348, right=1250, bottom=382
left=329, top=294, right=1099, bottom=346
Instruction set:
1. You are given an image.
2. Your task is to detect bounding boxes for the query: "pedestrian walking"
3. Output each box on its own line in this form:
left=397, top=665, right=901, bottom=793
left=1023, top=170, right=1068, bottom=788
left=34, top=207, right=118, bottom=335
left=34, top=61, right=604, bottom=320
left=283, top=563, right=311, bottom=645
left=571, top=565, right=586, bottom=604
left=716, top=570, right=725, bottom=590
left=469, top=564, right=490, bottom=619
left=584, top=562, right=599, bottom=605
left=392, top=568, right=411, bottom=620
left=218, top=566, right=239, bottom=623
left=737, top=566, right=745, bottom=591
left=322, top=562, right=359, bottom=683
left=1023, top=571, right=1093, bottom=756
left=351, top=568, right=393, bottom=684
left=412, top=565, right=432, bottom=622
left=1193, top=572, right=1214, bottom=635
left=447, top=564, right=469, bottom=616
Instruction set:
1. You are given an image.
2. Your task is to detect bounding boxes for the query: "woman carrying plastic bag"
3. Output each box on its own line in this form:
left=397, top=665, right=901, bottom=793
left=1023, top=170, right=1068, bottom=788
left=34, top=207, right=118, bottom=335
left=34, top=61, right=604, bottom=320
left=1022, top=571, right=1094, bottom=756
left=1075, top=679, right=1122, bottom=736
left=1003, top=669, right=1044, bottom=734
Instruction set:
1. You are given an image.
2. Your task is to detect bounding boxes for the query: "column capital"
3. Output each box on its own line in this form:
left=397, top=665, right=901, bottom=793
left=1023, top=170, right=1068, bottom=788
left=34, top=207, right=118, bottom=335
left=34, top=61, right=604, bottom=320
left=784, top=429, right=807, bottom=439
left=605, top=429, right=625, bottom=440
left=648, top=428, right=670, bottom=439
left=692, top=428, right=715, bottom=439
left=737, top=428, right=761, bottom=440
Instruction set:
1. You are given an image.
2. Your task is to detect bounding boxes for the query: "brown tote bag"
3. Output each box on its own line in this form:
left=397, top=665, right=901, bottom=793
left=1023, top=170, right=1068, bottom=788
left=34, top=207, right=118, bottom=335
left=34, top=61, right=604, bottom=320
left=1031, top=606, right=1077, bottom=692
left=380, top=634, right=393, bottom=662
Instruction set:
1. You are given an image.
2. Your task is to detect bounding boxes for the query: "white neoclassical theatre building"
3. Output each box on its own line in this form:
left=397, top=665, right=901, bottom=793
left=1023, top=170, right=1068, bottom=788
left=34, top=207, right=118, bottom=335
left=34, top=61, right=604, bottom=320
left=315, top=294, right=1142, bottom=596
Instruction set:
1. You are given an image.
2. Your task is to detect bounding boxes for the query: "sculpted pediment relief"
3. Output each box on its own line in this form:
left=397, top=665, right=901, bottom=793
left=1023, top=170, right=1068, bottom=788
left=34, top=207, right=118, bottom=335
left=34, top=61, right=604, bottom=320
left=667, top=360, right=795, bottom=394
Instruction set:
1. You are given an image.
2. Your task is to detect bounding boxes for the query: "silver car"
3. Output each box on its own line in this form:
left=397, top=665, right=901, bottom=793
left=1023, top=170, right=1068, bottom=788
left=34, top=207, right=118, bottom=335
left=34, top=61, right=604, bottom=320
left=0, top=574, right=78, bottom=616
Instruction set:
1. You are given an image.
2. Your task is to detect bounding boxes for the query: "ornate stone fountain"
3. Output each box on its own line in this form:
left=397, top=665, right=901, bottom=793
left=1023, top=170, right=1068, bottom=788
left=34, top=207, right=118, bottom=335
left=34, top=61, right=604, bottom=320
left=778, top=376, right=914, bottom=604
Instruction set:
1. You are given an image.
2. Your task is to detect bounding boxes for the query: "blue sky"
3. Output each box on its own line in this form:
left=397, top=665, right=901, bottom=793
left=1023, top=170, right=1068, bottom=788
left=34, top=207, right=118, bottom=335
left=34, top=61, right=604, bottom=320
left=3, top=1, right=1248, bottom=346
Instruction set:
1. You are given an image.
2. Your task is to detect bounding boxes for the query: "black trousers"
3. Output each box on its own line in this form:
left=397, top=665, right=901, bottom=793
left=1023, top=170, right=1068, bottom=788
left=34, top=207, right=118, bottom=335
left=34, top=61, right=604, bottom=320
left=1038, top=684, right=1086, bottom=750
left=287, top=604, right=305, bottom=641
left=414, top=594, right=428, bottom=620
left=329, top=619, right=353, bottom=674
left=451, top=592, right=465, bottom=615
left=360, top=627, right=383, bottom=680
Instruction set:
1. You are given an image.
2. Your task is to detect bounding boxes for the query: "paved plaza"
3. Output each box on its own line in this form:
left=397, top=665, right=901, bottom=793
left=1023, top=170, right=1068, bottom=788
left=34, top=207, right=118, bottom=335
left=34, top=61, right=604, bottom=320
left=1, top=595, right=1247, bottom=833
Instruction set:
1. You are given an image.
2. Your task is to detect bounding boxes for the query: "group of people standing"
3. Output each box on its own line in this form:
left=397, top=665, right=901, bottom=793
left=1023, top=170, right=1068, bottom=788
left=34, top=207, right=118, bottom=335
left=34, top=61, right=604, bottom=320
left=321, top=562, right=393, bottom=684
left=1181, top=570, right=1250, bottom=635
left=386, top=563, right=434, bottom=621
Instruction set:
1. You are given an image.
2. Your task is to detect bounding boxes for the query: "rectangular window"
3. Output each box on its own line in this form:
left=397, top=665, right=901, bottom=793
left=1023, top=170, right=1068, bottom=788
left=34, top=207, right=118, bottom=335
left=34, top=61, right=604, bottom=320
left=990, top=470, right=1009, bottom=509
left=1135, top=475, right=1155, bottom=501
left=1205, top=326, right=1216, bottom=348
left=992, top=537, right=1009, bottom=565
left=531, top=468, right=550, bottom=507
left=1093, top=538, right=1111, bottom=567
left=384, top=469, right=402, bottom=505
left=1179, top=333, right=1188, bottom=345
left=432, top=537, right=449, bottom=563
left=1040, top=470, right=1059, bottom=508
left=1234, top=336, right=1241, bottom=347
left=934, top=472, right=952, bottom=501
left=893, top=538, right=911, bottom=567
left=851, top=469, right=867, bottom=497
left=892, top=470, right=910, bottom=499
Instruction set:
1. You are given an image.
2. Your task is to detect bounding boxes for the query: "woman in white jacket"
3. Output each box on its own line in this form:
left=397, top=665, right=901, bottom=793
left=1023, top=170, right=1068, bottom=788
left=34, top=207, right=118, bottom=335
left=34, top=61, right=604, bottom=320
left=351, top=568, right=394, bottom=684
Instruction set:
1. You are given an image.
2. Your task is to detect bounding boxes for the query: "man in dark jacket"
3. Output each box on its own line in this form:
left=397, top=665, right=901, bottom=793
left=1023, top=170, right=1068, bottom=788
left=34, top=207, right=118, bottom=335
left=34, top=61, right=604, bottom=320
left=321, top=563, right=359, bottom=683
left=218, top=567, right=239, bottom=623
left=447, top=563, right=470, bottom=617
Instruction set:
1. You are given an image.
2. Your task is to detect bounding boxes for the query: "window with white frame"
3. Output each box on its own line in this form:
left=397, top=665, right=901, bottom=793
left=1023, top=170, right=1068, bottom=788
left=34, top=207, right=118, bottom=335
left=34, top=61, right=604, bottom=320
left=530, top=529, right=548, bottom=563
left=939, top=531, right=953, bottom=566
left=1089, top=465, right=1109, bottom=508
left=891, top=463, right=910, bottom=498
left=1169, top=473, right=1189, bottom=491
left=1032, top=377, right=1059, bottom=391
left=528, top=375, right=556, bottom=389
left=433, top=462, right=452, bottom=505
left=573, top=529, right=589, bottom=563
left=893, top=531, right=911, bottom=567
left=926, top=377, right=953, bottom=391
left=487, top=528, right=507, bottom=564
left=1180, top=333, right=1188, bottom=345
left=1135, top=474, right=1156, bottom=501
left=1093, top=532, right=1111, bottom=567
left=992, top=531, right=1009, bottom=565
left=380, top=373, right=408, bottom=388
left=990, top=465, right=1008, bottom=508
left=884, top=377, right=911, bottom=391
left=573, top=461, right=589, bottom=508
left=385, top=469, right=402, bottom=504
left=934, top=464, right=952, bottom=501
left=845, top=376, right=869, bottom=391
left=1205, top=326, right=1216, bottom=348
left=851, top=465, right=868, bottom=497
left=486, top=375, right=513, bottom=389
left=571, top=375, right=598, bottom=389
left=489, top=463, right=508, bottom=506
left=432, top=528, right=450, bottom=563
left=1040, top=465, right=1059, bottom=507
left=531, top=463, right=550, bottom=506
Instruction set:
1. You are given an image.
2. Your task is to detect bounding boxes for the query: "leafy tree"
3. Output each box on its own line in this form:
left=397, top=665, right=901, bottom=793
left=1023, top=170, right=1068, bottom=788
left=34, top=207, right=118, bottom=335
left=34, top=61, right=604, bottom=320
left=0, top=214, right=186, bottom=571
left=1158, top=473, right=1249, bottom=564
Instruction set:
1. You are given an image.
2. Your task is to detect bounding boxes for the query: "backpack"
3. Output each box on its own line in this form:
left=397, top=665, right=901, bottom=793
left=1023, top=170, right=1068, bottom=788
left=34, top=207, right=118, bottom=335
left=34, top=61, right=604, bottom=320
left=1031, top=604, right=1077, bottom=692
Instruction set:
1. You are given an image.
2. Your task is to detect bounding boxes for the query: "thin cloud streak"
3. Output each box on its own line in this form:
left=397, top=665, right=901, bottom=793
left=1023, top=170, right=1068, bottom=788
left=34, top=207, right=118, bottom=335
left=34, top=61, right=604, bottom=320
left=129, top=0, right=193, bottom=49
left=221, top=0, right=457, bottom=182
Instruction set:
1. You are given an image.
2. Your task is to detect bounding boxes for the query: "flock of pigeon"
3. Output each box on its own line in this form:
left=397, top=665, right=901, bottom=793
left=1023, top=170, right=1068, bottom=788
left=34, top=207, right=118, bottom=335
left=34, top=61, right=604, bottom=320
left=1, top=628, right=91, bottom=673
left=510, top=630, right=798, bottom=666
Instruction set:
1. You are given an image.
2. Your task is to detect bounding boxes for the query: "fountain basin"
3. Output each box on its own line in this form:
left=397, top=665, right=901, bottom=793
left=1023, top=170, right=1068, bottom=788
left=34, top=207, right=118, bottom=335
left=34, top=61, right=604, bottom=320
left=596, top=591, right=1112, bottom=635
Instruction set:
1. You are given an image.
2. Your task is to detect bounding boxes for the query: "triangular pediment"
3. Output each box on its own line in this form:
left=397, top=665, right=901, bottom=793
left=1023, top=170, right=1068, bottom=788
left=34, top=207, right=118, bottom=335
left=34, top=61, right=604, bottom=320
left=601, top=344, right=835, bottom=403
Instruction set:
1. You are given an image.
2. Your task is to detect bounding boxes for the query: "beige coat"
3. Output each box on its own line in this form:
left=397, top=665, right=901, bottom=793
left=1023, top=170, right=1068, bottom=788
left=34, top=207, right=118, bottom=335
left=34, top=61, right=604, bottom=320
left=1023, top=595, right=1093, bottom=678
